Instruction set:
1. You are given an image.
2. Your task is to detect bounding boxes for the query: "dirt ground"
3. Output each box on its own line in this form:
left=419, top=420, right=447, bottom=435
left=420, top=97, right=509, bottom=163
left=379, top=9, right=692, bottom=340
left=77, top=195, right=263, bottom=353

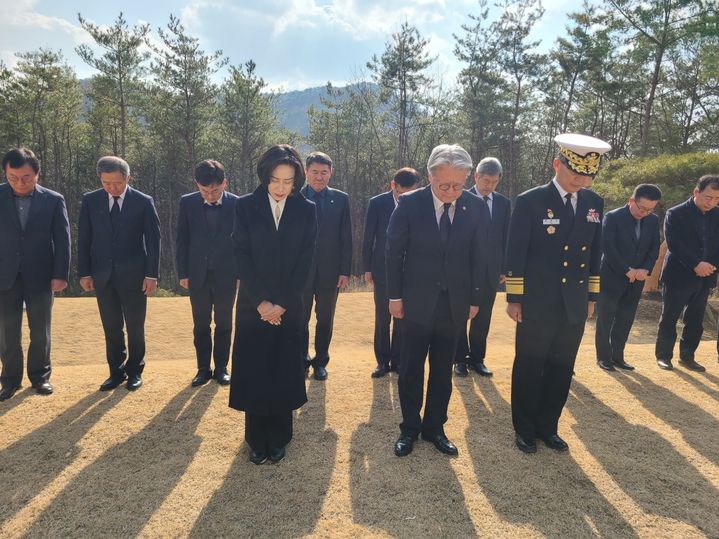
left=1, top=293, right=718, bottom=538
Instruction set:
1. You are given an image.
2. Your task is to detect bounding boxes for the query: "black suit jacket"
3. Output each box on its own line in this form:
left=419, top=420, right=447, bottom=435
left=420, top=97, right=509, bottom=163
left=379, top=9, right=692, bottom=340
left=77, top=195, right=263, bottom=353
left=505, top=182, right=603, bottom=325
left=660, top=197, right=719, bottom=289
left=176, top=190, right=239, bottom=290
left=300, top=185, right=352, bottom=288
left=77, top=186, right=161, bottom=289
left=386, top=186, right=490, bottom=326
left=234, top=186, right=317, bottom=313
left=469, top=186, right=511, bottom=290
left=0, top=183, right=70, bottom=291
left=600, top=205, right=660, bottom=293
left=362, top=190, right=395, bottom=285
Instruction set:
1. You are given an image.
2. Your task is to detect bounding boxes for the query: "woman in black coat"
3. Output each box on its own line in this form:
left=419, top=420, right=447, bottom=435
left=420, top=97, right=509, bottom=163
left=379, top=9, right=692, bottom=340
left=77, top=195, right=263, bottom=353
left=229, top=144, right=317, bottom=464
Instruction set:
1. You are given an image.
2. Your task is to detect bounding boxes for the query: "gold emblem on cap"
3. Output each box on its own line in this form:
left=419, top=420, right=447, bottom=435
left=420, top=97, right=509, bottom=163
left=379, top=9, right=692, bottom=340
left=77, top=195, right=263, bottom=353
left=559, top=146, right=601, bottom=175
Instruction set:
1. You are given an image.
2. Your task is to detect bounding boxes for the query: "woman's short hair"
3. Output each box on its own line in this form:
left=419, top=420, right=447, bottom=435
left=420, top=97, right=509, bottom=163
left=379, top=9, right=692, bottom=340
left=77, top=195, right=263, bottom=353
left=257, top=144, right=306, bottom=192
left=2, top=147, right=40, bottom=174
left=427, top=144, right=472, bottom=175
left=195, top=159, right=225, bottom=186
left=96, top=156, right=130, bottom=178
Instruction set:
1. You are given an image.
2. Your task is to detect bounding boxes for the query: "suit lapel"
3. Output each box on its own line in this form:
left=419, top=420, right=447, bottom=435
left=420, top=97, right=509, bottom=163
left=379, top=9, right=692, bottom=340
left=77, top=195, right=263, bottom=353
left=114, top=186, right=133, bottom=237
left=193, top=193, right=212, bottom=238
left=1, top=185, right=21, bottom=231
left=253, top=186, right=276, bottom=231
left=545, top=182, right=568, bottom=239
left=567, top=190, right=590, bottom=244
left=24, top=185, right=44, bottom=229
left=421, top=186, right=443, bottom=249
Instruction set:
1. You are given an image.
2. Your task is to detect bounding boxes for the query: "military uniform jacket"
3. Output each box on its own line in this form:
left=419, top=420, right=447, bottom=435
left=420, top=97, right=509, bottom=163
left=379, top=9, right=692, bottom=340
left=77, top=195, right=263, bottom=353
left=505, top=182, right=603, bottom=325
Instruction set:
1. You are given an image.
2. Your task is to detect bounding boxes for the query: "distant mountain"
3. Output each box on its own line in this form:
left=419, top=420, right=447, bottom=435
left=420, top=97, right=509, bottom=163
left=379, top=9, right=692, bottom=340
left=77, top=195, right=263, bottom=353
left=273, top=82, right=378, bottom=137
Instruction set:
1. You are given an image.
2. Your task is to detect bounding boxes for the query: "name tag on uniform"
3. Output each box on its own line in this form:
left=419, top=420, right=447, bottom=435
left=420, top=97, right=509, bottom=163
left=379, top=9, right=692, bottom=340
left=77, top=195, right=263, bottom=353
left=543, top=218, right=560, bottom=225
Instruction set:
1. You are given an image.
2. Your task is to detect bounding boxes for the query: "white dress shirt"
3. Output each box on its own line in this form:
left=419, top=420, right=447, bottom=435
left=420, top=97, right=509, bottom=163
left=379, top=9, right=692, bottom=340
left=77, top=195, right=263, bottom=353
left=552, top=177, right=577, bottom=212
left=107, top=185, right=129, bottom=210
left=268, top=193, right=287, bottom=230
left=430, top=188, right=456, bottom=225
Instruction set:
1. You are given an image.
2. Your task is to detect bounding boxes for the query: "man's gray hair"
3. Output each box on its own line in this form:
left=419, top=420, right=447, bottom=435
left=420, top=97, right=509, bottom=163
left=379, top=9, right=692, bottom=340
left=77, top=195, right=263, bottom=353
left=476, top=157, right=503, bottom=177
left=427, top=144, right=473, bottom=175
left=96, top=156, right=130, bottom=178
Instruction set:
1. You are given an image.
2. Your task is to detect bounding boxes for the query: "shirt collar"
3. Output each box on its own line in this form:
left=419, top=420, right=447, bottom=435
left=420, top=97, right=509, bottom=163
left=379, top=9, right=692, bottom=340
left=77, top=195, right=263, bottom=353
left=430, top=187, right=456, bottom=213
left=552, top=177, right=575, bottom=201
left=308, top=186, right=327, bottom=199
left=107, top=185, right=129, bottom=202
left=204, top=194, right=223, bottom=206
left=12, top=187, right=35, bottom=199
left=268, top=192, right=287, bottom=210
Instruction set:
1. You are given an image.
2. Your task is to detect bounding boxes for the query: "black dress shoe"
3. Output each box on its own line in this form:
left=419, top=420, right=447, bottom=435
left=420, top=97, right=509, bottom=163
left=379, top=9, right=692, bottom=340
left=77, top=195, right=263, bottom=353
left=394, top=435, right=415, bottom=457
left=453, top=362, right=469, bottom=377
left=421, top=433, right=458, bottom=456
left=598, top=360, right=616, bottom=372
left=214, top=370, right=231, bottom=386
left=679, top=359, right=706, bottom=372
left=515, top=434, right=537, bottom=454
left=250, top=450, right=268, bottom=465
left=541, top=433, right=569, bottom=452
left=656, top=359, right=673, bottom=370
left=191, top=370, right=212, bottom=387
left=126, top=374, right=143, bottom=391
left=313, top=366, right=328, bottom=381
left=0, top=385, right=21, bottom=401
left=371, top=365, right=389, bottom=378
left=269, top=446, right=286, bottom=463
left=613, top=360, right=635, bottom=370
left=99, top=374, right=127, bottom=391
left=32, top=381, right=54, bottom=395
left=470, top=362, right=493, bottom=377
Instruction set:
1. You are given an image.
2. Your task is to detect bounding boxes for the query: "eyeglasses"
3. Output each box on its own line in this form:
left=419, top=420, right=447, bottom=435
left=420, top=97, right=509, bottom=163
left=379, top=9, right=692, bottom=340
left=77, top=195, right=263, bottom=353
left=436, top=183, right=465, bottom=192
left=631, top=201, right=655, bottom=215
left=6, top=175, right=36, bottom=184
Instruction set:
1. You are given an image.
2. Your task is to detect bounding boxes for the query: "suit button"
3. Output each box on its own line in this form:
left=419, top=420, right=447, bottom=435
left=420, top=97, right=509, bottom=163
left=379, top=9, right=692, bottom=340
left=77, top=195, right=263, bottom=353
left=561, top=277, right=567, bottom=283
left=581, top=246, right=587, bottom=251
left=579, top=280, right=584, bottom=284
left=564, top=245, right=569, bottom=251
left=580, top=263, right=586, bottom=268
left=563, top=261, right=568, bottom=267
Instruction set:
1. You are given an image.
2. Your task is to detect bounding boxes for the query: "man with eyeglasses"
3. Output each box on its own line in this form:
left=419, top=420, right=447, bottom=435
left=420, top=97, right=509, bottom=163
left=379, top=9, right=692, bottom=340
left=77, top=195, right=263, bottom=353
left=505, top=133, right=608, bottom=454
left=387, top=144, right=489, bottom=457
left=176, top=160, right=239, bottom=387
left=595, top=184, right=661, bottom=372
left=656, top=175, right=719, bottom=372
left=0, top=148, right=70, bottom=401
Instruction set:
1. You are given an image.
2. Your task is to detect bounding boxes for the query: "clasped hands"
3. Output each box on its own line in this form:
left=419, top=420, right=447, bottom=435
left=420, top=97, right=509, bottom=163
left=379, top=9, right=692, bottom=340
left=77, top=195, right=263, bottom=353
left=258, top=300, right=286, bottom=326
left=625, top=268, right=650, bottom=283
left=694, top=261, right=716, bottom=278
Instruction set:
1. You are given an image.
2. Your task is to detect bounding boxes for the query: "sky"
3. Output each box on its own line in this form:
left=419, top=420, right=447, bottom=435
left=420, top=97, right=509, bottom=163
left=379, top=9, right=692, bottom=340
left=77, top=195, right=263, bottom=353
left=0, top=0, right=574, bottom=92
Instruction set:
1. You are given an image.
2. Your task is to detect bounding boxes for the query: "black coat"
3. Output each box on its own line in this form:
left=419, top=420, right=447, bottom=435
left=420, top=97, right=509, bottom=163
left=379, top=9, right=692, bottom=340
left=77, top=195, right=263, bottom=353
left=362, top=190, right=395, bottom=285
left=386, top=185, right=490, bottom=327
left=175, top=190, right=240, bottom=290
left=300, top=185, right=352, bottom=288
left=660, top=197, right=719, bottom=289
left=505, top=182, right=603, bottom=325
left=0, top=183, right=70, bottom=292
left=600, top=205, right=660, bottom=293
left=229, top=187, right=317, bottom=414
left=468, top=186, right=511, bottom=290
left=77, top=186, right=161, bottom=289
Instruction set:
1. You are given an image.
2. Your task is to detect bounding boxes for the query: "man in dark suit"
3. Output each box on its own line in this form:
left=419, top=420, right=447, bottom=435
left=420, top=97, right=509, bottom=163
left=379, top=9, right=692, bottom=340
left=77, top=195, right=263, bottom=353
left=655, top=175, right=719, bottom=372
left=176, top=160, right=239, bottom=387
left=454, top=157, right=510, bottom=377
left=596, top=184, right=661, bottom=371
left=78, top=156, right=161, bottom=392
left=387, top=144, right=489, bottom=457
left=300, top=151, right=352, bottom=381
left=0, top=148, right=70, bottom=401
left=363, top=167, right=420, bottom=378
left=505, top=133, right=608, bottom=454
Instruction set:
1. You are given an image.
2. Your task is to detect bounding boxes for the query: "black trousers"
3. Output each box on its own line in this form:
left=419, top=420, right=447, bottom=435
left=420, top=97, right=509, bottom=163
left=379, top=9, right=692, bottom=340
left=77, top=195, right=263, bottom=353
left=595, top=281, right=644, bottom=364
left=0, top=274, right=53, bottom=387
left=656, top=281, right=710, bottom=362
left=455, top=281, right=497, bottom=364
left=372, top=282, right=402, bottom=369
left=189, top=271, right=235, bottom=373
left=399, top=292, right=462, bottom=438
left=301, top=280, right=339, bottom=367
left=95, top=273, right=147, bottom=379
left=511, top=310, right=585, bottom=439
left=245, top=411, right=293, bottom=452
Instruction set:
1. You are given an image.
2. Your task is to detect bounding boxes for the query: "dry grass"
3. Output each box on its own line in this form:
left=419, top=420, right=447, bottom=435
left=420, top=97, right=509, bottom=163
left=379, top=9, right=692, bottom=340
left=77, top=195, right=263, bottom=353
left=0, top=293, right=718, bottom=538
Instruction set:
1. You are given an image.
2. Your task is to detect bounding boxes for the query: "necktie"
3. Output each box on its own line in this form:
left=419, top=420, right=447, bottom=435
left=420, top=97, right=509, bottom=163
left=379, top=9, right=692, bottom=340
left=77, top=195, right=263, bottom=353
left=274, top=202, right=281, bottom=228
left=483, top=195, right=492, bottom=219
left=110, top=196, right=120, bottom=230
left=564, top=193, right=575, bottom=229
left=634, top=219, right=641, bottom=241
left=439, top=202, right=451, bottom=247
